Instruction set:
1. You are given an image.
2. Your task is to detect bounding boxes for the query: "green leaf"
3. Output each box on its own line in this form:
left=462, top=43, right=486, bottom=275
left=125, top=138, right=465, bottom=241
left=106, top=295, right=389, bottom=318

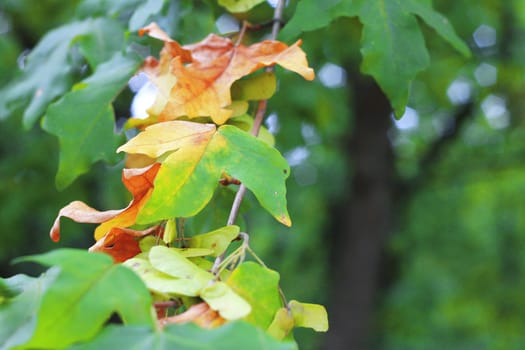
left=231, top=72, right=277, bottom=101
left=0, top=269, right=59, bottom=350
left=201, top=281, right=252, bottom=320
left=189, top=225, right=240, bottom=257
left=129, top=0, right=165, bottom=31
left=289, top=300, right=329, bottom=332
left=228, top=114, right=275, bottom=146
left=279, top=0, right=357, bottom=41
left=0, top=18, right=126, bottom=127
left=118, top=121, right=291, bottom=226
left=148, top=246, right=212, bottom=286
left=353, top=0, right=470, bottom=117
left=267, top=307, right=295, bottom=340
left=42, top=52, right=141, bottom=189
left=16, top=249, right=155, bottom=349
left=71, top=322, right=297, bottom=350
left=403, top=0, right=471, bottom=58
left=227, top=262, right=282, bottom=329
left=124, top=256, right=203, bottom=296
left=281, top=0, right=469, bottom=117
left=76, top=19, right=126, bottom=68
left=163, top=218, right=177, bottom=245
left=218, top=0, right=266, bottom=13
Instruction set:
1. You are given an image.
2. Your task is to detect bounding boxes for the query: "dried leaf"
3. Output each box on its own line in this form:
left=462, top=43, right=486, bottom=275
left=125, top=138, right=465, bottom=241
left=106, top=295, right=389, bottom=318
left=93, top=163, right=161, bottom=240
left=141, top=25, right=314, bottom=124
left=50, top=201, right=123, bottom=242
left=88, top=226, right=161, bottom=262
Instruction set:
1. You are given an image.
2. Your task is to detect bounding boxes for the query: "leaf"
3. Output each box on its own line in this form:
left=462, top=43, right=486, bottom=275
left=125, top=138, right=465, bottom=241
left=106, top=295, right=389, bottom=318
left=226, top=262, right=282, bottom=329
left=288, top=300, right=328, bottom=332
left=218, top=0, right=266, bottom=13
left=200, top=282, right=252, bottom=320
left=71, top=322, right=298, bottom=350
left=189, top=225, right=240, bottom=257
left=160, top=302, right=226, bottom=328
left=0, top=270, right=59, bottom=350
left=148, top=246, right=212, bottom=286
left=228, top=114, right=275, bottom=146
left=42, top=52, right=141, bottom=188
left=49, top=201, right=123, bottom=242
left=129, top=0, right=165, bottom=31
left=279, top=0, right=357, bottom=41
left=352, top=0, right=470, bottom=117
left=267, top=307, right=295, bottom=340
left=94, top=163, right=161, bottom=240
left=88, top=226, right=162, bottom=262
left=124, top=256, right=204, bottom=296
left=231, top=72, right=277, bottom=101
left=118, top=121, right=291, bottom=226
left=141, top=27, right=314, bottom=124
left=49, top=163, right=161, bottom=242
left=0, top=18, right=126, bottom=128
left=14, top=249, right=155, bottom=349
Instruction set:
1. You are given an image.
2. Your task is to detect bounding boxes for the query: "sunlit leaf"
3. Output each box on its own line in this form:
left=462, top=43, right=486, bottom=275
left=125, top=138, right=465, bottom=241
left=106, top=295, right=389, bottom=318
left=201, top=281, right=252, bottom=320
left=141, top=26, right=314, bottom=124
left=118, top=121, right=291, bottom=226
left=189, top=225, right=240, bottom=257
left=148, top=246, right=212, bottom=286
left=288, top=300, right=328, bottom=332
left=267, top=307, right=294, bottom=340
left=227, top=262, right=282, bottom=329
left=42, top=52, right=141, bottom=188
left=71, top=322, right=298, bottom=350
left=124, top=256, right=203, bottom=296
left=14, top=249, right=155, bottom=349
left=218, top=0, right=266, bottom=13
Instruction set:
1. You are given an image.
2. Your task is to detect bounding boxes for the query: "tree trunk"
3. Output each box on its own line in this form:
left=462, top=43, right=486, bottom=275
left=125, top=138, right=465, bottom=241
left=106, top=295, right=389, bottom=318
left=323, top=73, right=394, bottom=350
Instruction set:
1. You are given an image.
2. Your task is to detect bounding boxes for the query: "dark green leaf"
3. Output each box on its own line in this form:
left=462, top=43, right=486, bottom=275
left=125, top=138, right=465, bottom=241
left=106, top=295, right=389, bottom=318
left=42, top=52, right=141, bottom=189
left=0, top=18, right=127, bottom=128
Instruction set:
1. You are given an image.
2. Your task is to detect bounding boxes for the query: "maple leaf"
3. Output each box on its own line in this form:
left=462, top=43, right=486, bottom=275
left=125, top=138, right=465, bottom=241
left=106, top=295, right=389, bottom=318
left=140, top=23, right=314, bottom=124
left=117, top=120, right=291, bottom=226
left=50, top=163, right=161, bottom=242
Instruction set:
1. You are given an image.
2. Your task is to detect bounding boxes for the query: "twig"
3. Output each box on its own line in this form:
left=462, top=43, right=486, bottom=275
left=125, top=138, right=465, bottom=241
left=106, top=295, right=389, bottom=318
left=212, top=0, right=286, bottom=275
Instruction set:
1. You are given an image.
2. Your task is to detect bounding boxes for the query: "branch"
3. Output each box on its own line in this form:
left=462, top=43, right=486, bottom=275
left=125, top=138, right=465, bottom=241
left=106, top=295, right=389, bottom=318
left=213, top=1, right=286, bottom=273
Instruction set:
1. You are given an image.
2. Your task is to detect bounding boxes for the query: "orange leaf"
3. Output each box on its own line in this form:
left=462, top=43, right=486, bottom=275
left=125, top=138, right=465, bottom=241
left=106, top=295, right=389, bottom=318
left=140, top=24, right=314, bottom=124
left=93, top=163, right=161, bottom=240
left=50, top=163, right=161, bottom=242
left=88, top=226, right=162, bottom=262
left=159, top=302, right=226, bottom=329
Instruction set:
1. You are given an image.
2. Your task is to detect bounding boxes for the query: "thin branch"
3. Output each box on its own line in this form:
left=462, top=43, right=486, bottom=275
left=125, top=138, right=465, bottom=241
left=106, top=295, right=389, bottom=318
left=213, top=0, right=286, bottom=274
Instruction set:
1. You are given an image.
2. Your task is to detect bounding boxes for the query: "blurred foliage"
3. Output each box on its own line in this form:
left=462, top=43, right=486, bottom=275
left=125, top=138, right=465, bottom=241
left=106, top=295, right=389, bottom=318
left=3, top=0, right=525, bottom=349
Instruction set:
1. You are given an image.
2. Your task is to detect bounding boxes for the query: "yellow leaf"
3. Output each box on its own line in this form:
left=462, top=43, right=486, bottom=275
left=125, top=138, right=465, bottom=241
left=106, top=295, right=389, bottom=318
left=289, top=300, right=329, bottom=332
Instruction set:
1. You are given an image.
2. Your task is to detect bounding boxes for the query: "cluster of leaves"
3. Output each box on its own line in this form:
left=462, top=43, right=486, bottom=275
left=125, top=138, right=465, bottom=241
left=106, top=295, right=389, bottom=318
left=0, top=1, right=328, bottom=348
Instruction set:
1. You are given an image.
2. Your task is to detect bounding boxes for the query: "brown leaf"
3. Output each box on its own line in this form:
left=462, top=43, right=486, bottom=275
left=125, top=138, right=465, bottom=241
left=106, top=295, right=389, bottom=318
left=140, top=25, right=314, bottom=124
left=50, top=201, right=123, bottom=242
